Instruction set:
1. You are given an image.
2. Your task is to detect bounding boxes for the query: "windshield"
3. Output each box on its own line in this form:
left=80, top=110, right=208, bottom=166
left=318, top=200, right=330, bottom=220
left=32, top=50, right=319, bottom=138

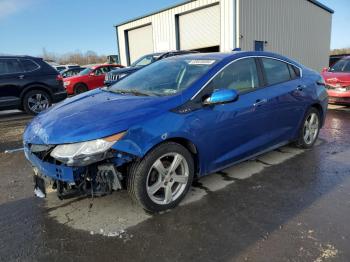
left=110, top=57, right=217, bottom=96
left=330, top=59, right=350, bottom=73
left=79, top=67, right=93, bottom=76
left=131, top=54, right=159, bottom=67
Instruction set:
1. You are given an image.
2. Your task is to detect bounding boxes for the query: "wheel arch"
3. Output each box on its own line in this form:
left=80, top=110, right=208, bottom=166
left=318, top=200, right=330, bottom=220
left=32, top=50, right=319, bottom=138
left=144, top=137, right=201, bottom=178
left=20, top=84, right=53, bottom=101
left=19, top=84, right=53, bottom=107
left=74, top=82, right=88, bottom=89
left=310, top=103, right=325, bottom=126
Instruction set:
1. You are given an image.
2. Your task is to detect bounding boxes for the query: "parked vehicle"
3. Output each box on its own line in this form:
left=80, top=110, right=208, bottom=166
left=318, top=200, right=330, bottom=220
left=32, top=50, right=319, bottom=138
left=104, top=51, right=198, bottom=86
left=321, top=56, right=350, bottom=105
left=23, top=51, right=327, bottom=212
left=0, top=56, right=67, bottom=114
left=54, top=64, right=80, bottom=72
left=61, top=67, right=85, bottom=78
left=63, top=64, right=123, bottom=95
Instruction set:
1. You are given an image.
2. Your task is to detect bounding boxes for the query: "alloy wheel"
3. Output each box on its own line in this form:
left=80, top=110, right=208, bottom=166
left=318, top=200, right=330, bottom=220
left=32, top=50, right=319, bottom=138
left=303, top=112, right=319, bottom=145
left=146, top=153, right=189, bottom=205
left=27, top=93, right=50, bottom=114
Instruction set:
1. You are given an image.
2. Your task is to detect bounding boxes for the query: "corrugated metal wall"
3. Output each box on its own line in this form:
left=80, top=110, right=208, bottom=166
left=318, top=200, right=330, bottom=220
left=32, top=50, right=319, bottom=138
left=117, top=0, right=235, bottom=66
left=239, top=0, right=332, bottom=71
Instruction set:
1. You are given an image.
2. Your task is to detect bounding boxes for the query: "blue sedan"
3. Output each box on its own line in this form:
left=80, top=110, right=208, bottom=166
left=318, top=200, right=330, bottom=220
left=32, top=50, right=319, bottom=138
left=23, top=51, right=328, bottom=212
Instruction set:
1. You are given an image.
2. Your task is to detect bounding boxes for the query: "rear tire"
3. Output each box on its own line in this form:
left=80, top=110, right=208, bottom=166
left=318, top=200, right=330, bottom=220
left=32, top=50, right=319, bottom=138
left=23, top=90, right=51, bottom=115
left=295, top=107, right=321, bottom=149
left=127, top=142, right=194, bottom=213
left=74, top=83, right=88, bottom=95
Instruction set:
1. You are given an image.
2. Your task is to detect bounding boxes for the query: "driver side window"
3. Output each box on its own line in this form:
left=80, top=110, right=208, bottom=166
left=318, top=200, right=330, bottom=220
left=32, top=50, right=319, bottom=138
left=208, top=58, right=259, bottom=93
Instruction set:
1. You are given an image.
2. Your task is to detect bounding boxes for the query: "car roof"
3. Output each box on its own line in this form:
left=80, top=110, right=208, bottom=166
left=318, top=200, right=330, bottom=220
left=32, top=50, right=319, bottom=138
left=0, top=55, right=41, bottom=59
left=167, top=51, right=303, bottom=67
left=90, top=64, right=119, bottom=69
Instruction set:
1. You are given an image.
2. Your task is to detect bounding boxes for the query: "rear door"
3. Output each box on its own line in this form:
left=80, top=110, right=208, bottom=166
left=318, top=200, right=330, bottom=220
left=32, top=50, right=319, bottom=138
left=258, top=57, right=306, bottom=140
left=0, top=58, right=24, bottom=107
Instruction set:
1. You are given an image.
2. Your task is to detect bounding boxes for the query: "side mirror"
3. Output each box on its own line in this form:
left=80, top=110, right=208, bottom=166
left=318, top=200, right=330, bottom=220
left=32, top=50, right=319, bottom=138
left=322, top=67, right=329, bottom=73
left=203, top=89, right=238, bottom=106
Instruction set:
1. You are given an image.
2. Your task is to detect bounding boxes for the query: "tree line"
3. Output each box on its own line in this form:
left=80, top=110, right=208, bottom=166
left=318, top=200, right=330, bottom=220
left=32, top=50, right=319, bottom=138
left=41, top=48, right=107, bottom=65
left=330, top=48, right=350, bottom=55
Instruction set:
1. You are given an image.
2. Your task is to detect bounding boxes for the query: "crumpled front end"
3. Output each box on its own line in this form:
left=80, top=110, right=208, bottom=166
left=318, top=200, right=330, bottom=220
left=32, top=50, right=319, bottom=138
left=24, top=141, right=135, bottom=200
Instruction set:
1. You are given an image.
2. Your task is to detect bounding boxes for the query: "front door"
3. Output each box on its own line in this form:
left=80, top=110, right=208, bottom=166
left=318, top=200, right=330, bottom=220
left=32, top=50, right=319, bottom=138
left=89, top=66, right=110, bottom=89
left=193, top=57, right=278, bottom=173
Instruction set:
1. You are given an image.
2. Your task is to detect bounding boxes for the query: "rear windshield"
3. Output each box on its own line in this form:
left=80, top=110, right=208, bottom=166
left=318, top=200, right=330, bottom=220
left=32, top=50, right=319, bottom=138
left=79, top=68, right=93, bottom=76
left=330, top=59, right=350, bottom=73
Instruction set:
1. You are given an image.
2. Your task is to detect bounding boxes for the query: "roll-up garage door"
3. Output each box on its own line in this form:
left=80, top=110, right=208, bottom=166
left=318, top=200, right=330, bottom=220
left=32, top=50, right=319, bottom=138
left=127, top=24, right=154, bottom=64
left=179, top=4, right=220, bottom=50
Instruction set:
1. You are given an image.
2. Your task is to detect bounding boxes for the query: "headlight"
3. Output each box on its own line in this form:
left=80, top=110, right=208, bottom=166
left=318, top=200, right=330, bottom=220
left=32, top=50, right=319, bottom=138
left=50, top=131, right=126, bottom=166
left=64, top=81, right=70, bottom=86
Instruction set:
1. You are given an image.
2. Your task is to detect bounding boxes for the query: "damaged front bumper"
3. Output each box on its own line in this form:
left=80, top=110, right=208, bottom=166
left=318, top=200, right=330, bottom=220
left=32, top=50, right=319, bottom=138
left=24, top=146, right=133, bottom=200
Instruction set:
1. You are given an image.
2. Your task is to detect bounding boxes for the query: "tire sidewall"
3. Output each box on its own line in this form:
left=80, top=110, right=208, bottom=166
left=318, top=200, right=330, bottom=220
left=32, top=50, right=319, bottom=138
left=130, top=142, right=194, bottom=212
left=23, top=90, right=51, bottom=115
left=297, top=107, right=321, bottom=149
left=74, top=83, right=88, bottom=95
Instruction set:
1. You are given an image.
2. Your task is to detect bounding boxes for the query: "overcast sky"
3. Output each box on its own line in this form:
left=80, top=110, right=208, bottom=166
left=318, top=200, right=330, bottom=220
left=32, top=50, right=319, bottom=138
left=0, top=0, right=348, bottom=56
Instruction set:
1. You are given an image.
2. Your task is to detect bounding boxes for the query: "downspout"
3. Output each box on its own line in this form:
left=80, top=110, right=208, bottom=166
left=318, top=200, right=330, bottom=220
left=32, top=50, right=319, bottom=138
left=235, top=0, right=240, bottom=49
left=115, top=26, right=121, bottom=65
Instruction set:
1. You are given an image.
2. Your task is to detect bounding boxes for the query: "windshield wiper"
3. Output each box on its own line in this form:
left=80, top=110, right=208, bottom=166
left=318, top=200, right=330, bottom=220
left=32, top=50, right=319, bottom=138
left=111, top=89, right=152, bottom=96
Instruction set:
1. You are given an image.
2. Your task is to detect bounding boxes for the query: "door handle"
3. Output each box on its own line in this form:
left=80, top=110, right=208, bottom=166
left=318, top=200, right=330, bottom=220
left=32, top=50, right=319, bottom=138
left=296, top=84, right=306, bottom=91
left=18, top=75, right=25, bottom=79
left=253, top=98, right=267, bottom=107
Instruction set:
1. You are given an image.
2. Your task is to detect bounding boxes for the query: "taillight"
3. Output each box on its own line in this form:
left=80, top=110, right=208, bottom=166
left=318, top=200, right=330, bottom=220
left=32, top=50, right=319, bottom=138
left=56, top=75, right=63, bottom=81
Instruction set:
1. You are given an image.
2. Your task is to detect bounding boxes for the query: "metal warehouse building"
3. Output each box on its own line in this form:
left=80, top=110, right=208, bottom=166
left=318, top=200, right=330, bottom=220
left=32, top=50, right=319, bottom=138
left=115, top=0, right=333, bottom=71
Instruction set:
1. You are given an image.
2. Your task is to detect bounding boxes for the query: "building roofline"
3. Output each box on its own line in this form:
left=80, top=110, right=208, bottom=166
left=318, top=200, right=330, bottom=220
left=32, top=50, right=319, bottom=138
left=114, top=0, right=197, bottom=28
left=115, top=0, right=334, bottom=28
left=307, top=0, right=334, bottom=14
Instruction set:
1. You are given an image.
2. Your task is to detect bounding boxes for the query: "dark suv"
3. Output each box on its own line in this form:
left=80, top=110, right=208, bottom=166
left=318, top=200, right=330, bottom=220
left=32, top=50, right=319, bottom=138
left=0, top=56, right=67, bottom=115
left=104, top=50, right=198, bottom=86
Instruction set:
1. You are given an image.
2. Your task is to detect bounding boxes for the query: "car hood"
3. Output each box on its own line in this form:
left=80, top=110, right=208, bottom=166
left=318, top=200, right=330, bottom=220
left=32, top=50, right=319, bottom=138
left=322, top=71, right=350, bottom=86
left=23, top=89, right=173, bottom=145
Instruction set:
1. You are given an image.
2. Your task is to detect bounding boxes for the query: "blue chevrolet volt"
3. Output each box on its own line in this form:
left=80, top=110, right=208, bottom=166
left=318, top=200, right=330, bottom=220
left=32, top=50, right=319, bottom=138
left=23, top=51, right=328, bottom=212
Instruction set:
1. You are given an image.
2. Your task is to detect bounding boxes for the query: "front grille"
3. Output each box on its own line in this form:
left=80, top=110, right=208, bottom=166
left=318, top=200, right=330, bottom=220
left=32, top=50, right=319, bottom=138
left=106, top=73, right=119, bottom=81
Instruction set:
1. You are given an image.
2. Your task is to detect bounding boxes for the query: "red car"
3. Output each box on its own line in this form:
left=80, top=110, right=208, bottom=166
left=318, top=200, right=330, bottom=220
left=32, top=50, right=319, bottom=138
left=321, top=56, right=350, bottom=105
left=63, top=64, right=123, bottom=95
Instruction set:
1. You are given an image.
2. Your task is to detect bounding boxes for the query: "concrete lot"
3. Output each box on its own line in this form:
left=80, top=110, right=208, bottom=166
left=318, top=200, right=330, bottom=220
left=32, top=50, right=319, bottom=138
left=0, top=106, right=349, bottom=262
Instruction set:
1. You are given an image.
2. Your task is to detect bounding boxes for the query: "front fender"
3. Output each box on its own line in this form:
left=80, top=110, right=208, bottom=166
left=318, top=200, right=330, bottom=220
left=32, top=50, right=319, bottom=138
left=111, top=111, right=201, bottom=158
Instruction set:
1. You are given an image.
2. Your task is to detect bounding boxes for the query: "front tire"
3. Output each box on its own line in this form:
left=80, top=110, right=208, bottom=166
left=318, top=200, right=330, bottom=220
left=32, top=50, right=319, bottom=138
left=295, top=107, right=321, bottom=149
left=127, top=142, right=194, bottom=213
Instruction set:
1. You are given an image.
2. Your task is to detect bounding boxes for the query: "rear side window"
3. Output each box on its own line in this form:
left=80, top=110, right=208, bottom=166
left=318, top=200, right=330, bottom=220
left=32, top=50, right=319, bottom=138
left=262, top=58, right=291, bottom=85
left=209, top=58, right=260, bottom=93
left=0, top=59, right=23, bottom=75
left=288, top=64, right=301, bottom=80
left=20, top=59, right=40, bottom=72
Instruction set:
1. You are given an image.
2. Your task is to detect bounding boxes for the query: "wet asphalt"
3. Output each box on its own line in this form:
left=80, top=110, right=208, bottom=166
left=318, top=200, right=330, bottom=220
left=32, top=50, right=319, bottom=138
left=0, top=107, right=350, bottom=262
